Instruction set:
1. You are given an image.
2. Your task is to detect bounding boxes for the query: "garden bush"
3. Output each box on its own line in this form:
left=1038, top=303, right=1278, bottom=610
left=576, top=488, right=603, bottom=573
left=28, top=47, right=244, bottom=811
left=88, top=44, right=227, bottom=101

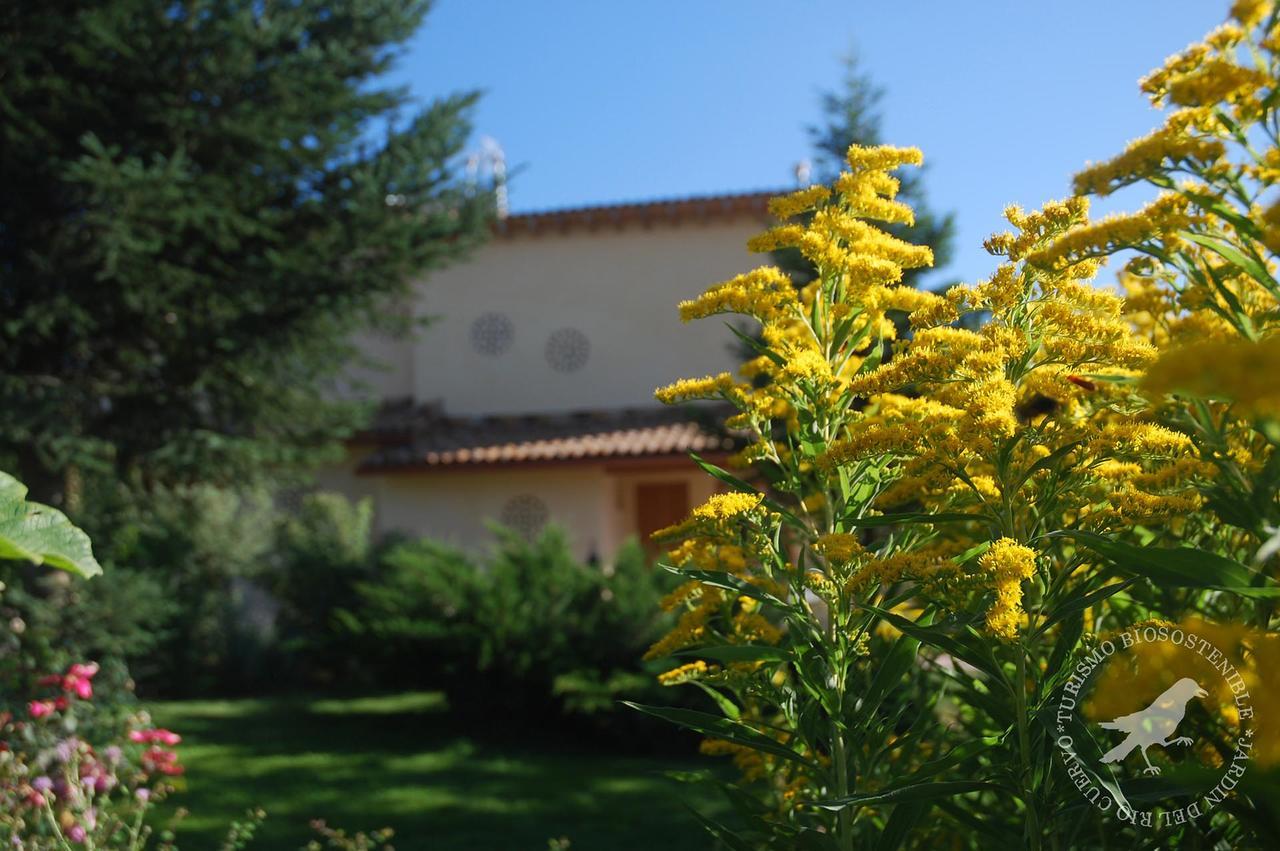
left=340, top=526, right=686, bottom=737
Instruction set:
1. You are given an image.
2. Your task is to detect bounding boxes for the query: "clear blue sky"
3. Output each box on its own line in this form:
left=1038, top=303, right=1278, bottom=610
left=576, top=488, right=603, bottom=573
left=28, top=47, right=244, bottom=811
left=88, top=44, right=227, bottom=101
left=390, top=0, right=1223, bottom=288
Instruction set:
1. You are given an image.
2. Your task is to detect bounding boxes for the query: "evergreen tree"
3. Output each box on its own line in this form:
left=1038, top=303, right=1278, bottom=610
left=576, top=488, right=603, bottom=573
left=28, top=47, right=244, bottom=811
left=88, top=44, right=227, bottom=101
left=0, top=0, right=492, bottom=504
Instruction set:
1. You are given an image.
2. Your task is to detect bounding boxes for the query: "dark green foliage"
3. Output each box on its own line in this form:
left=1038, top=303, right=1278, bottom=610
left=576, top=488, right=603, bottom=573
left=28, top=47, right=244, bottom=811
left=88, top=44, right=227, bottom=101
left=0, top=564, right=174, bottom=704
left=340, top=527, right=683, bottom=733
left=270, top=492, right=377, bottom=684
left=0, top=0, right=492, bottom=499
left=86, top=482, right=279, bottom=696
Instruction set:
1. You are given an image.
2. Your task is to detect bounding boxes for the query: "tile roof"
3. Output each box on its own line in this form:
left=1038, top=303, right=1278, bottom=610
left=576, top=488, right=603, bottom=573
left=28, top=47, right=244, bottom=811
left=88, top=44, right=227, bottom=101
left=495, top=190, right=779, bottom=238
left=356, top=401, right=736, bottom=472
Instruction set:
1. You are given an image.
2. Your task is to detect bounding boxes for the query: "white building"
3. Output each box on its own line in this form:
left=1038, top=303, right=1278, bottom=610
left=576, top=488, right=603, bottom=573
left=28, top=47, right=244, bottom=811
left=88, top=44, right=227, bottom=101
left=322, top=190, right=774, bottom=561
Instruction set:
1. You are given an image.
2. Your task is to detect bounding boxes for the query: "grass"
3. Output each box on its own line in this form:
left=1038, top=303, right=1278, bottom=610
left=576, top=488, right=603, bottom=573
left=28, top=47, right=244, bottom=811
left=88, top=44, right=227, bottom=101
left=148, top=692, right=726, bottom=850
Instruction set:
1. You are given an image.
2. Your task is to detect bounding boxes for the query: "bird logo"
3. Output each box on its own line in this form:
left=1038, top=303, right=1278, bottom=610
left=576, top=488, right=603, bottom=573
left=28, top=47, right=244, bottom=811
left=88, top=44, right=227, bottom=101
left=1099, top=677, right=1209, bottom=776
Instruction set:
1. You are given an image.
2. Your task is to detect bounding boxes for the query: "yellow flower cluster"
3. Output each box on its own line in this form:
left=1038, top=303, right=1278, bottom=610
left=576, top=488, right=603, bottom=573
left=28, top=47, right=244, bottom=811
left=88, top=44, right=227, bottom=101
left=1086, top=618, right=1280, bottom=767
left=814, top=532, right=866, bottom=565
left=691, top=492, right=765, bottom=522
left=978, top=539, right=1037, bottom=641
left=1072, top=128, right=1225, bottom=197
left=1143, top=335, right=1280, bottom=418
left=654, top=373, right=736, bottom=405
left=657, top=660, right=718, bottom=686
left=767, top=185, right=832, bottom=220
left=1026, top=194, right=1195, bottom=271
left=678, top=266, right=798, bottom=324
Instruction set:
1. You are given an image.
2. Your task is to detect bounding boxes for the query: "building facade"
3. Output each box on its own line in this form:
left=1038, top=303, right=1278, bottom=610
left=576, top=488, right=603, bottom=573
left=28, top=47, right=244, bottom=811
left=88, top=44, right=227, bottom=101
left=321, top=190, right=774, bottom=561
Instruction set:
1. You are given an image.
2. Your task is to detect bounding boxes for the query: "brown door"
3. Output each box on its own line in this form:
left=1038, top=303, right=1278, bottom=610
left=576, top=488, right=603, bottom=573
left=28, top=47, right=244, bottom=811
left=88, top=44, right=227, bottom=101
left=635, top=481, right=690, bottom=558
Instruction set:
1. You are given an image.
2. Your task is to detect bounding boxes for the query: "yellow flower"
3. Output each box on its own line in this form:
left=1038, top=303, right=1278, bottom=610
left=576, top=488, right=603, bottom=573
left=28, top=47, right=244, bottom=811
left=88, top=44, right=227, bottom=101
left=1073, top=129, right=1225, bottom=197
left=815, top=533, right=866, bottom=564
left=978, top=539, right=1037, bottom=641
left=677, top=266, right=798, bottom=323
left=658, top=660, right=718, bottom=686
left=1026, top=194, right=1195, bottom=271
left=655, top=373, right=736, bottom=404
left=1143, top=335, right=1280, bottom=418
left=767, top=185, right=832, bottom=220
left=1231, top=0, right=1272, bottom=28
left=845, top=144, right=924, bottom=173
left=691, top=492, right=765, bottom=522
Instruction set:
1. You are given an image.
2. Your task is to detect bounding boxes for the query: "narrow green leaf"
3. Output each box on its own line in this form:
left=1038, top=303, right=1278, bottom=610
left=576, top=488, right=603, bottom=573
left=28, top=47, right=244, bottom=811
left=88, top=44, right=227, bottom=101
left=675, top=644, right=790, bottom=663
left=623, top=702, right=815, bottom=768
left=810, top=780, right=1001, bottom=811
left=1056, top=531, right=1280, bottom=599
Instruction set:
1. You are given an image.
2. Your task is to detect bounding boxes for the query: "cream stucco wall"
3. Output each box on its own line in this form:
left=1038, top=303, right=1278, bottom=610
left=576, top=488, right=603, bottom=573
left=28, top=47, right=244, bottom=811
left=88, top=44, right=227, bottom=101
left=328, top=209, right=763, bottom=556
left=315, top=463, right=716, bottom=561
left=349, top=217, right=763, bottom=413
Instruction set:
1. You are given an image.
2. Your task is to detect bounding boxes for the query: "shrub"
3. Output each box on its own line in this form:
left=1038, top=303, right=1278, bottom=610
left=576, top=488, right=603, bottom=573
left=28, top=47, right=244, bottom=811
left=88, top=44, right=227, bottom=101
left=341, top=527, right=681, bottom=734
left=270, top=493, right=377, bottom=686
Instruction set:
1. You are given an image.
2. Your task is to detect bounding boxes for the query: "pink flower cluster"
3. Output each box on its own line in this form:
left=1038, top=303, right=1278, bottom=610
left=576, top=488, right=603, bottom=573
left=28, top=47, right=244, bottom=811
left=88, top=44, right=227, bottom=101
left=131, top=728, right=184, bottom=777
left=3, top=661, right=190, bottom=846
left=28, top=662, right=100, bottom=718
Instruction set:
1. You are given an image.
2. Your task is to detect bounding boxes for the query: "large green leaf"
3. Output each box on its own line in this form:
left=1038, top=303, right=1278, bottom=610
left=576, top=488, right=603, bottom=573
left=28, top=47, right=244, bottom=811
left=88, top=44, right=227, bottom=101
left=0, top=471, right=102, bottom=578
left=675, top=644, right=790, bottom=664
left=1056, top=531, right=1280, bottom=600
left=810, top=780, right=1002, bottom=811
left=623, top=702, right=816, bottom=768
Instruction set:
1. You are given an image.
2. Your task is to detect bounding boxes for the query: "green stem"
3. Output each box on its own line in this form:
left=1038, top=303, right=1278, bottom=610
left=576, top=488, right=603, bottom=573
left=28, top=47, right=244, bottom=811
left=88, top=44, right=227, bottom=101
left=1015, top=647, right=1042, bottom=851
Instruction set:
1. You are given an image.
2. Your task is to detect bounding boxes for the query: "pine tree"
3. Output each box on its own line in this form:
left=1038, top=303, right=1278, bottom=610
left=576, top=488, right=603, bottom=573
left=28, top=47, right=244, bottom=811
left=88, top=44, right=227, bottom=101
left=0, top=0, right=492, bottom=504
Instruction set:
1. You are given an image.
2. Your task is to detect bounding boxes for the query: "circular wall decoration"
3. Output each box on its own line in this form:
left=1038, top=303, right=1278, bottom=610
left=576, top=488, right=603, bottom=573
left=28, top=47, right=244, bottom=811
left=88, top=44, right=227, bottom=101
left=545, top=327, right=590, bottom=373
left=470, top=312, right=514, bottom=356
left=499, top=494, right=550, bottom=540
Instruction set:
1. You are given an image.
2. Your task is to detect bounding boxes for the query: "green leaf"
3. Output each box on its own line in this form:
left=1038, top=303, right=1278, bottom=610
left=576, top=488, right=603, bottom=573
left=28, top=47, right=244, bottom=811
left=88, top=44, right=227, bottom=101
left=623, top=702, right=815, bottom=768
left=675, top=644, right=790, bottom=663
left=0, top=472, right=102, bottom=578
left=875, top=800, right=927, bottom=851
left=839, top=511, right=976, bottom=528
left=810, top=780, right=1002, bottom=811
left=667, top=566, right=798, bottom=614
left=687, top=453, right=808, bottom=532
left=860, top=604, right=1002, bottom=680
left=681, top=805, right=758, bottom=851
left=1056, top=531, right=1280, bottom=599
left=1184, top=232, right=1280, bottom=299
left=1037, top=578, right=1136, bottom=635
left=692, top=682, right=742, bottom=721
left=852, top=612, right=931, bottom=729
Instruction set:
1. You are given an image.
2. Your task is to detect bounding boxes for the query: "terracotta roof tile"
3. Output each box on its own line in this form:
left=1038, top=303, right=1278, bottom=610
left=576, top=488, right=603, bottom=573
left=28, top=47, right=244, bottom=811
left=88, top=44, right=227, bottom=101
left=357, top=403, right=736, bottom=472
left=495, top=190, right=779, bottom=238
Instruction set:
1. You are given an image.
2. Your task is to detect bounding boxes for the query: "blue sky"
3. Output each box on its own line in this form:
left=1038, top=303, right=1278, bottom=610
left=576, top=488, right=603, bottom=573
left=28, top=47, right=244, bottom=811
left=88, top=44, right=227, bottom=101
left=391, top=0, right=1224, bottom=287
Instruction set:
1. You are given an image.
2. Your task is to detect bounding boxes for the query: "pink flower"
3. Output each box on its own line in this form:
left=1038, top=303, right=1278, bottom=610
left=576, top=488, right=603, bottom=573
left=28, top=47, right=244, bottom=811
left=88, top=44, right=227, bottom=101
left=27, top=700, right=56, bottom=719
left=141, top=747, right=183, bottom=776
left=63, top=662, right=99, bottom=700
left=129, top=728, right=181, bottom=746
left=67, top=825, right=86, bottom=843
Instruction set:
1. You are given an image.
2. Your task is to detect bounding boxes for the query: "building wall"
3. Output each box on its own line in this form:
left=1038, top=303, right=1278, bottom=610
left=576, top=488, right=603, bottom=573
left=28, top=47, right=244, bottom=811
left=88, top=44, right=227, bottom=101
left=329, top=209, right=764, bottom=556
left=347, top=217, right=763, bottom=413
left=316, top=459, right=720, bottom=561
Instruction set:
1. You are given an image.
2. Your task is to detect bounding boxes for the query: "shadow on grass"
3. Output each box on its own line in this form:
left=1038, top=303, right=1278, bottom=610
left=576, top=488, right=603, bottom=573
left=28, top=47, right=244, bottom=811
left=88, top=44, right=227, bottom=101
left=150, top=692, right=726, bottom=851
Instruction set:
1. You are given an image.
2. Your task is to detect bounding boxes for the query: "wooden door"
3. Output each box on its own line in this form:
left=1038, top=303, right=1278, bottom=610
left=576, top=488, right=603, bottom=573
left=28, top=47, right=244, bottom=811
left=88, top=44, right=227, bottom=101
left=635, top=481, right=690, bottom=558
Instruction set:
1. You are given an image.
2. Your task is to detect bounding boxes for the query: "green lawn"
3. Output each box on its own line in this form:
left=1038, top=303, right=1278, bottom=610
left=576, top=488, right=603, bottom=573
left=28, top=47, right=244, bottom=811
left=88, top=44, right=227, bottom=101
left=148, top=693, right=725, bottom=851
